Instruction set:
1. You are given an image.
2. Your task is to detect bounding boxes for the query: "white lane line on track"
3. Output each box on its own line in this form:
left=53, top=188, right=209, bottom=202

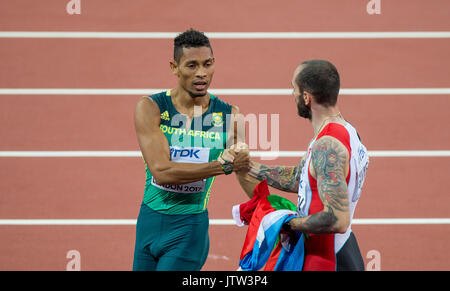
left=1, top=31, right=450, bottom=39
left=1, top=88, right=450, bottom=95
left=0, top=151, right=449, bottom=158
left=0, top=218, right=449, bottom=225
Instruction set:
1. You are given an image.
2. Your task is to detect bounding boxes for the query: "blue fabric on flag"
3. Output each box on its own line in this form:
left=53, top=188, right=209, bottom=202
left=239, top=213, right=304, bottom=271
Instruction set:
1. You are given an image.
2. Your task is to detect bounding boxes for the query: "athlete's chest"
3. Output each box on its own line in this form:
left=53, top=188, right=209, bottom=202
left=158, top=107, right=227, bottom=148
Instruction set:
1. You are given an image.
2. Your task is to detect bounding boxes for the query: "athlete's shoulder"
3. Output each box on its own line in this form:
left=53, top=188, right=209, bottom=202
left=317, top=123, right=351, bottom=150
left=143, top=91, right=173, bottom=113
left=146, top=91, right=170, bottom=103
left=209, top=93, right=234, bottom=113
left=318, top=123, right=348, bottom=138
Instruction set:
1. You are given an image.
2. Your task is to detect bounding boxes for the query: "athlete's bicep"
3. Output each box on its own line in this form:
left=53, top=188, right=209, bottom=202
left=310, top=136, right=350, bottom=232
left=134, top=97, right=171, bottom=173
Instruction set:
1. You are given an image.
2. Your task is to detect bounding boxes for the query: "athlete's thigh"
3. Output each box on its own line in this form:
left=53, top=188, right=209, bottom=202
left=156, top=254, right=204, bottom=271
left=156, top=213, right=210, bottom=271
left=156, top=235, right=209, bottom=271
left=132, top=204, right=162, bottom=271
left=133, top=249, right=158, bottom=271
left=336, top=232, right=365, bottom=271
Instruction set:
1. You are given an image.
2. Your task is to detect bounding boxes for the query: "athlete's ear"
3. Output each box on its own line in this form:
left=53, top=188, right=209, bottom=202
left=170, top=61, right=179, bottom=76
left=303, top=91, right=312, bottom=106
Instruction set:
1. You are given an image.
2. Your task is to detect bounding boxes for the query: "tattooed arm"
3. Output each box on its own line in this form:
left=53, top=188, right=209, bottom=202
left=247, top=159, right=305, bottom=193
left=221, top=147, right=305, bottom=197
left=287, top=136, right=350, bottom=234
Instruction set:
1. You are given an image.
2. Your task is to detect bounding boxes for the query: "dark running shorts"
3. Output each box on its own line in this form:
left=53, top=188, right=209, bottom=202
left=336, top=232, right=365, bottom=271
left=133, top=204, right=209, bottom=271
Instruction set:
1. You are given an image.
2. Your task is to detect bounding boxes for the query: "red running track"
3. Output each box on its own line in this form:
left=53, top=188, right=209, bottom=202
left=1, top=39, right=450, bottom=89
left=0, top=1, right=449, bottom=271
left=1, top=94, right=449, bottom=151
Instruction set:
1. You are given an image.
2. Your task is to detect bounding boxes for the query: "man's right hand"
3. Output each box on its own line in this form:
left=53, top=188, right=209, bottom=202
left=219, top=142, right=251, bottom=173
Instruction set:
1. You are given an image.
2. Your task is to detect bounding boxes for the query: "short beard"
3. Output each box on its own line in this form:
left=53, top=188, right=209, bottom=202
left=297, top=95, right=312, bottom=120
left=188, top=90, right=207, bottom=98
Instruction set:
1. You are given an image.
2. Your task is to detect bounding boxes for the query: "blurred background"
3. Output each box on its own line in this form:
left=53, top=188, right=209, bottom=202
left=0, top=0, right=449, bottom=270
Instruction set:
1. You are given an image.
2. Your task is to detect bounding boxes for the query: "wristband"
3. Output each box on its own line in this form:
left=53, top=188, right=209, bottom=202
left=221, top=161, right=233, bottom=175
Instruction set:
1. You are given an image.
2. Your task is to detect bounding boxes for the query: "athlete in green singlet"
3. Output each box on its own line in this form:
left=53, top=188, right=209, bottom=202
left=132, top=29, right=250, bottom=271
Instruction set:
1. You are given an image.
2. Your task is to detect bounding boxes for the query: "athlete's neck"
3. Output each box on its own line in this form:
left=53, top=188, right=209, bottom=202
left=311, top=105, right=343, bottom=136
left=170, top=87, right=210, bottom=117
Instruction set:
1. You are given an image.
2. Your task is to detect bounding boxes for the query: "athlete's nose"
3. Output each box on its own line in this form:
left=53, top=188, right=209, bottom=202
left=195, top=66, right=208, bottom=78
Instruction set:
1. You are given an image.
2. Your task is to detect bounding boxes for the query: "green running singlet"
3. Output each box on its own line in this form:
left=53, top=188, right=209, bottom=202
left=141, top=90, right=233, bottom=215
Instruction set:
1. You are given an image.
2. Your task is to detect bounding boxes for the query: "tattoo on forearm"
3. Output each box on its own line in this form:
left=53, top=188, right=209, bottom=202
left=249, top=161, right=303, bottom=193
left=290, top=205, right=338, bottom=234
left=303, top=206, right=338, bottom=234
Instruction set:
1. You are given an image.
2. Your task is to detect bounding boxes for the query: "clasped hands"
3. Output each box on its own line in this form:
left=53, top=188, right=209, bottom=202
left=217, top=142, right=252, bottom=173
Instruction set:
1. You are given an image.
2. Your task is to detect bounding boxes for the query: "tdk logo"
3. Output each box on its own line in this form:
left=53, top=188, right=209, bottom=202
left=169, top=146, right=210, bottom=164
left=171, top=148, right=201, bottom=159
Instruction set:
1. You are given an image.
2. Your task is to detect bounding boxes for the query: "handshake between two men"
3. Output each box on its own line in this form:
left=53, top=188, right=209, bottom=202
left=217, top=141, right=302, bottom=199
left=218, top=142, right=252, bottom=173
left=217, top=142, right=263, bottom=198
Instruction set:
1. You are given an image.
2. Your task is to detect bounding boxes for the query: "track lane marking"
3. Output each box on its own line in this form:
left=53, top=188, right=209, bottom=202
left=1, top=31, right=450, bottom=39
left=1, top=88, right=450, bottom=95
left=0, top=151, right=449, bottom=157
left=0, top=218, right=449, bottom=225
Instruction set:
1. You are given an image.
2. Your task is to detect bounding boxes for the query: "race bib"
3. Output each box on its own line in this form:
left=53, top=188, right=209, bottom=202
left=151, top=146, right=210, bottom=194
left=151, top=176, right=206, bottom=194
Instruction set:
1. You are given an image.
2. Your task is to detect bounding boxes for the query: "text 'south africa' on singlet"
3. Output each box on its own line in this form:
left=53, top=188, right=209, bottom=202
left=142, top=90, right=232, bottom=215
left=297, top=122, right=369, bottom=271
